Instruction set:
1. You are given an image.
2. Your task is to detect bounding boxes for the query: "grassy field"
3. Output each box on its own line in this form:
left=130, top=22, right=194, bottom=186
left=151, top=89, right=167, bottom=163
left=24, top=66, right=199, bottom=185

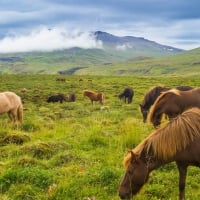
left=0, top=74, right=200, bottom=200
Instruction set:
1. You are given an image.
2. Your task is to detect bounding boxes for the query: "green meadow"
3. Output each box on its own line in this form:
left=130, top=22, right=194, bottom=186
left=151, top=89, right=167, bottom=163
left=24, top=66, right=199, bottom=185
left=0, top=74, right=200, bottom=200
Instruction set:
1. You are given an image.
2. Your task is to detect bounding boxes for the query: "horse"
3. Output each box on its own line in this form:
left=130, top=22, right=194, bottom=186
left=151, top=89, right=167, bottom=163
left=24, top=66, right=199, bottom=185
left=118, top=87, right=134, bottom=104
left=0, top=91, right=23, bottom=123
left=140, top=85, right=193, bottom=123
left=47, top=94, right=66, bottom=103
left=119, top=107, right=200, bottom=200
left=56, top=77, right=66, bottom=82
left=148, top=87, right=200, bottom=128
left=83, top=90, right=105, bottom=105
left=65, top=93, right=76, bottom=102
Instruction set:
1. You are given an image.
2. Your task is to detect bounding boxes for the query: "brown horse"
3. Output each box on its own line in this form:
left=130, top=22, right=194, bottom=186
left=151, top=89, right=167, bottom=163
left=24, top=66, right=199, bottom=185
left=119, top=107, right=200, bottom=200
left=0, top=91, right=23, bottom=123
left=140, top=85, right=193, bottom=123
left=148, top=87, right=200, bottom=128
left=83, top=90, right=105, bottom=105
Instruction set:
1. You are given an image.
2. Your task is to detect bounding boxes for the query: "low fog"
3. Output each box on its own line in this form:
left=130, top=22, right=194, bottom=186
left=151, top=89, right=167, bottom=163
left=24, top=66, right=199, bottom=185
left=0, top=27, right=103, bottom=53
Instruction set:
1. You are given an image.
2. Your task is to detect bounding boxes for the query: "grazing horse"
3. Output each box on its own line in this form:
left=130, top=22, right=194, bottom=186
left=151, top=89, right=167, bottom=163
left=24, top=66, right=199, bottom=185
left=118, top=87, right=134, bottom=104
left=0, top=91, right=23, bottom=123
left=140, top=85, right=193, bottom=123
left=65, top=93, right=76, bottom=102
left=148, top=87, right=200, bottom=128
left=56, top=77, right=66, bottom=82
left=83, top=90, right=105, bottom=105
left=119, top=107, right=200, bottom=200
left=47, top=94, right=66, bottom=103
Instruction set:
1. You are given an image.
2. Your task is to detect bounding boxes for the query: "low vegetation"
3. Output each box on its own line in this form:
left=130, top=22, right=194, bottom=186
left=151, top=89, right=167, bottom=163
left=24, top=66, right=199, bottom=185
left=0, top=74, right=199, bottom=200
left=0, top=47, right=200, bottom=76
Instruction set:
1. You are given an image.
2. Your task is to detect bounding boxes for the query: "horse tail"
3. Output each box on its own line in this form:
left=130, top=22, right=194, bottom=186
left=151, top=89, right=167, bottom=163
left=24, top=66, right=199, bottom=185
left=100, top=92, right=105, bottom=104
left=17, top=102, right=23, bottom=123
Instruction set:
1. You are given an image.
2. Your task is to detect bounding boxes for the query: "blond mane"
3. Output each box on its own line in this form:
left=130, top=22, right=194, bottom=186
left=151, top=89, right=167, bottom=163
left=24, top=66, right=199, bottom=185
left=83, top=90, right=96, bottom=95
left=124, top=107, right=200, bottom=167
left=148, top=89, right=180, bottom=123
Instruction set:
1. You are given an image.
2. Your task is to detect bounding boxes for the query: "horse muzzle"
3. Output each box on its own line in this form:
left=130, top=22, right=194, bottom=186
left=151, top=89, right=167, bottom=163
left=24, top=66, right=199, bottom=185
left=118, top=191, right=132, bottom=200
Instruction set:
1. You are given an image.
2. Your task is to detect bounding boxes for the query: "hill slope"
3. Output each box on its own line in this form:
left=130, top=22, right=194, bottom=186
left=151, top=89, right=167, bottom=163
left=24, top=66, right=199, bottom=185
left=74, top=47, right=200, bottom=76
left=0, top=31, right=184, bottom=74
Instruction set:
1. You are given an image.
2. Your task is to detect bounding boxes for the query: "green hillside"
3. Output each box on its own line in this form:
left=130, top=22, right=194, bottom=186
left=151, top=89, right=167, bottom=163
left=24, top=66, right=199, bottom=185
left=77, top=47, right=200, bottom=76
left=0, top=47, right=199, bottom=76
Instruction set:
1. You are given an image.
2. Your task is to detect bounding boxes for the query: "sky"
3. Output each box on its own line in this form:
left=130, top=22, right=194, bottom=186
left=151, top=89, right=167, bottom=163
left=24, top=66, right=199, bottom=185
left=0, top=0, right=200, bottom=53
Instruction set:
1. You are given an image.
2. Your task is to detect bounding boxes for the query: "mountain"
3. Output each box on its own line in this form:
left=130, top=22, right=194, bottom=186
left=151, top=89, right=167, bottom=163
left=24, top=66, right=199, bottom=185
left=94, top=31, right=182, bottom=52
left=0, top=31, right=184, bottom=74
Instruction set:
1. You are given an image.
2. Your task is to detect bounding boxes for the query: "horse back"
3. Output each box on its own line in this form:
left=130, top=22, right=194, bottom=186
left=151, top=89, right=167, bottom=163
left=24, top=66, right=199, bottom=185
left=0, top=92, right=22, bottom=108
left=149, top=88, right=200, bottom=122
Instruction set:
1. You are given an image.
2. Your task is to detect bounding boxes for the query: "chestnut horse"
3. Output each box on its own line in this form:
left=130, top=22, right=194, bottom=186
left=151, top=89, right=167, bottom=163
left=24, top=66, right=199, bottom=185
left=148, top=87, right=199, bottom=127
left=119, top=107, right=200, bottom=200
left=83, top=90, right=105, bottom=105
left=140, top=85, right=193, bottom=123
left=0, top=91, right=23, bottom=123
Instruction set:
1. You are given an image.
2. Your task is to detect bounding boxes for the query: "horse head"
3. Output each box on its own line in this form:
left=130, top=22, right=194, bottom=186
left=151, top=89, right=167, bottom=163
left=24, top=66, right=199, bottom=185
left=139, top=104, right=149, bottom=123
left=119, top=151, right=149, bottom=199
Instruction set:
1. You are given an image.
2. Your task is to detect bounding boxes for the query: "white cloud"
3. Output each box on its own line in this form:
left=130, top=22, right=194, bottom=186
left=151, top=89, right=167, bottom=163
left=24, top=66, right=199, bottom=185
left=0, top=27, right=103, bottom=53
left=116, top=43, right=132, bottom=51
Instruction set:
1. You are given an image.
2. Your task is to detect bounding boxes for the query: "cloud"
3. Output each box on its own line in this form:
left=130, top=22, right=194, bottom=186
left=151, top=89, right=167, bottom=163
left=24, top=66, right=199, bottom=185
left=116, top=43, right=132, bottom=51
left=0, top=27, right=103, bottom=53
left=0, top=0, right=200, bottom=50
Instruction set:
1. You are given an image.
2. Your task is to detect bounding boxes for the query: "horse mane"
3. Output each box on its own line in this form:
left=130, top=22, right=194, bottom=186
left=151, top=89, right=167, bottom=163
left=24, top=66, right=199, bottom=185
left=148, top=89, right=181, bottom=123
left=141, top=86, right=167, bottom=108
left=124, top=107, right=200, bottom=167
left=83, top=90, right=95, bottom=95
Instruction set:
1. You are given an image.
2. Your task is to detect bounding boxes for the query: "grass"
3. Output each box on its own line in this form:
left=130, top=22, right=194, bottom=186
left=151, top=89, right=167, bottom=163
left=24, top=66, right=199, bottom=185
left=0, top=74, right=199, bottom=199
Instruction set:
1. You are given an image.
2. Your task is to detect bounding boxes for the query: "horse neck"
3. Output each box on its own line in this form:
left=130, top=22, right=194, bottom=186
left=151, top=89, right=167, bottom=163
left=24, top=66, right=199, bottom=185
left=143, top=89, right=163, bottom=109
left=142, top=95, right=153, bottom=110
left=140, top=148, right=170, bottom=173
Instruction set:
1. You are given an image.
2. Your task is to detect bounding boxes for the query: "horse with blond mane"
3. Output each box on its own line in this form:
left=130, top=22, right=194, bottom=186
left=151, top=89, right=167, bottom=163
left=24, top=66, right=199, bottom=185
left=140, top=85, right=193, bottom=123
left=83, top=90, right=105, bottom=105
left=0, top=91, right=23, bottom=123
left=119, top=107, right=200, bottom=200
left=148, top=87, right=200, bottom=128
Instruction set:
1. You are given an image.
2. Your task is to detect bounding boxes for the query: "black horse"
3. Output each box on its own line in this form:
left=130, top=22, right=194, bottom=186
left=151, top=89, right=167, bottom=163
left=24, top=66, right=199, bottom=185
left=118, top=87, right=134, bottom=104
left=47, top=94, right=66, bottom=103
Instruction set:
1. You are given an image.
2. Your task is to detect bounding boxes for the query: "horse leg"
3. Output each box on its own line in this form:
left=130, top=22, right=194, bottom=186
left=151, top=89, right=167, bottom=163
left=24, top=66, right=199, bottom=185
left=8, top=111, right=13, bottom=121
left=176, top=162, right=188, bottom=200
left=8, top=110, right=16, bottom=122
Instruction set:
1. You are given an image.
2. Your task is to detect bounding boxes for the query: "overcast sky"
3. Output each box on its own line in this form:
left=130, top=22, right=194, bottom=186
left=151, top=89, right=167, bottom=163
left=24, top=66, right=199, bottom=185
left=0, top=0, right=200, bottom=53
